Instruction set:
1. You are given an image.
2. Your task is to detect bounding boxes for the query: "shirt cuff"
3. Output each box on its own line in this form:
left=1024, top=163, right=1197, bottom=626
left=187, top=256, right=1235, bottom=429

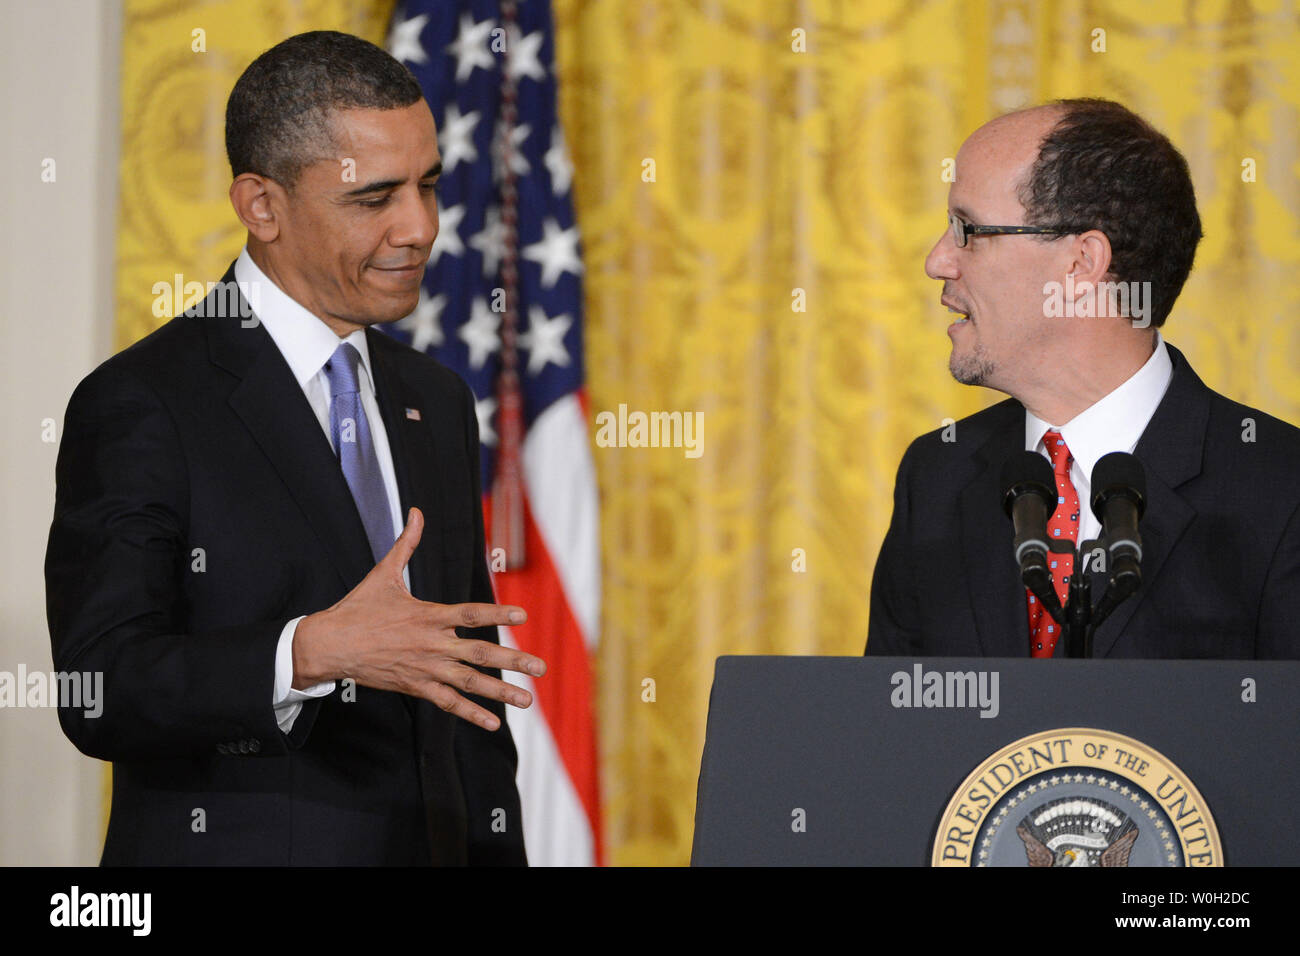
left=274, top=615, right=336, bottom=733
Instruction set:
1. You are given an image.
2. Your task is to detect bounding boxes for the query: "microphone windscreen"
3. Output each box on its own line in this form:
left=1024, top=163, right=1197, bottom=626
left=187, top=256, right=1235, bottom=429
left=1090, top=451, right=1147, bottom=516
left=1000, top=450, right=1057, bottom=518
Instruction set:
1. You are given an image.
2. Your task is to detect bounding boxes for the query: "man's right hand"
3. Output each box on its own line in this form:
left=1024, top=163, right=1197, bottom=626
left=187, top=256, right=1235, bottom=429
left=292, top=507, right=545, bottom=731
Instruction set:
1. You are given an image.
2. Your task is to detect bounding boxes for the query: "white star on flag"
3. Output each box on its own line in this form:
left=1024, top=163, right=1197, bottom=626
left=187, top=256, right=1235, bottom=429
left=429, top=203, right=466, bottom=265
left=446, top=13, right=496, bottom=83
left=439, top=104, right=480, bottom=173
left=475, top=396, right=498, bottom=446
left=522, top=218, right=583, bottom=288
left=458, top=296, right=502, bottom=370
left=469, top=205, right=505, bottom=278
left=397, top=288, right=446, bottom=351
left=505, top=25, right=546, bottom=82
left=492, top=120, right=531, bottom=179
left=520, top=306, right=572, bottom=375
left=387, top=14, right=429, bottom=65
left=544, top=125, right=574, bottom=195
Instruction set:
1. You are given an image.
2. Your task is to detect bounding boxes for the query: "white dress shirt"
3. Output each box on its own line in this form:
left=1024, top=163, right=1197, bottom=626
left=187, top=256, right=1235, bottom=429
left=1024, top=332, right=1174, bottom=545
left=233, top=249, right=407, bottom=732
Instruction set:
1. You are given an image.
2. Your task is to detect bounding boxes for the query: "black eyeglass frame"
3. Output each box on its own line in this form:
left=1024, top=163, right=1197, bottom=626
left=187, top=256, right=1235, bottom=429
left=948, top=212, right=1072, bottom=248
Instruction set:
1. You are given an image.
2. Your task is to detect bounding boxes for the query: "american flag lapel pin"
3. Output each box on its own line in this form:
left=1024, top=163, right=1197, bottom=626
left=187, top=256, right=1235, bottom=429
left=405, top=407, right=422, bottom=421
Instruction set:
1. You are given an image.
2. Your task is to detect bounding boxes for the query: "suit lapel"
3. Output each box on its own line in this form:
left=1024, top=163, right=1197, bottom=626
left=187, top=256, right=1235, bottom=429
left=366, top=331, right=457, bottom=751
left=201, top=265, right=374, bottom=592
left=366, top=330, right=445, bottom=601
left=960, top=403, right=1029, bottom=657
left=1088, top=344, right=1206, bottom=656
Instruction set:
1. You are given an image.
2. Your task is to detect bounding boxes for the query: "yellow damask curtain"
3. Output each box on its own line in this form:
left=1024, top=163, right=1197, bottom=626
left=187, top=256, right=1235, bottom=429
left=115, top=0, right=393, bottom=349
left=117, top=0, right=1300, bottom=866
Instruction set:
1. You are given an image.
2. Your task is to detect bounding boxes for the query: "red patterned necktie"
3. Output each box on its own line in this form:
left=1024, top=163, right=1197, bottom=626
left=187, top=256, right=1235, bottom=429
left=1027, top=429, right=1079, bottom=657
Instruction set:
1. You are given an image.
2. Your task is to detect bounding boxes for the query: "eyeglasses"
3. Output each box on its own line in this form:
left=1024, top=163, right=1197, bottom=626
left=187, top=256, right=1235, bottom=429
left=948, top=212, right=1072, bottom=248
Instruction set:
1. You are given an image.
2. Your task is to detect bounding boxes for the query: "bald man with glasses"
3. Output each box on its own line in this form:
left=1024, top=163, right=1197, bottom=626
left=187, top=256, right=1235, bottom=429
left=866, top=98, right=1300, bottom=661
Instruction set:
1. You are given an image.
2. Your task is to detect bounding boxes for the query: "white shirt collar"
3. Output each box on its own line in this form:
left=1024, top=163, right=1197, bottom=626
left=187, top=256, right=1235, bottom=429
left=234, top=247, right=376, bottom=394
left=1024, top=332, right=1174, bottom=473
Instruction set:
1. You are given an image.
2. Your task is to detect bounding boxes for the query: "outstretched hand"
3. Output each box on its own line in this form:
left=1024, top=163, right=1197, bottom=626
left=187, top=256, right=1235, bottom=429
left=293, top=507, right=545, bottom=730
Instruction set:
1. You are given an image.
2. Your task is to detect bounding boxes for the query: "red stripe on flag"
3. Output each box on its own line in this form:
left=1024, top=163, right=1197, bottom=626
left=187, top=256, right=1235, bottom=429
left=484, top=492, right=603, bottom=864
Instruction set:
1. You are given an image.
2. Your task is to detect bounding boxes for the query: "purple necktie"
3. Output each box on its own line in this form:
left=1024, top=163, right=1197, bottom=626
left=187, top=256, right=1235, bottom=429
left=322, top=343, right=396, bottom=563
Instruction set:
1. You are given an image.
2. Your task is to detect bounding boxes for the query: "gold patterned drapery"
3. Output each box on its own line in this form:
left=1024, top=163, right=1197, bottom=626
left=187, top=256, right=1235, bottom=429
left=115, top=0, right=393, bottom=349
left=117, top=0, right=1300, bottom=866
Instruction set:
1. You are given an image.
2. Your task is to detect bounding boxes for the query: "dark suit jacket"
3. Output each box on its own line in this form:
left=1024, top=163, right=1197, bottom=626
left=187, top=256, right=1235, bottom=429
left=867, top=344, right=1300, bottom=660
left=45, top=265, right=526, bottom=865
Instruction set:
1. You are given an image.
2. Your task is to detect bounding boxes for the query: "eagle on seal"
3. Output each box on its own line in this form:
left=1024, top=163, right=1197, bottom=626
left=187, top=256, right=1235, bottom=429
left=1015, top=798, right=1139, bottom=867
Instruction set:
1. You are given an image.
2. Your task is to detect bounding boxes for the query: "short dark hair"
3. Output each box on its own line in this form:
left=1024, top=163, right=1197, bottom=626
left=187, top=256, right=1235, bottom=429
left=225, top=30, right=425, bottom=188
left=1018, top=98, right=1202, bottom=328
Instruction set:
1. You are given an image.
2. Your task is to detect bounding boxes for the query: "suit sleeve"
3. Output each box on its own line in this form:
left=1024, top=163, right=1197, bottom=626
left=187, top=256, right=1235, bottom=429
left=1256, top=498, right=1300, bottom=659
left=45, top=364, right=302, bottom=761
left=866, top=441, right=924, bottom=656
left=449, top=378, right=528, bottom=865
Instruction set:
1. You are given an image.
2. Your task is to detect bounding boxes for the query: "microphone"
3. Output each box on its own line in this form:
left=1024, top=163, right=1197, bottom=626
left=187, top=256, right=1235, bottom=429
left=1090, top=452, right=1146, bottom=599
left=1001, top=451, right=1064, bottom=625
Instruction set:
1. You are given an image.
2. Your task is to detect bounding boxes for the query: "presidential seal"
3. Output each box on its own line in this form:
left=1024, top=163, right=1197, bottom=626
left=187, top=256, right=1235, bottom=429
left=932, top=728, right=1221, bottom=867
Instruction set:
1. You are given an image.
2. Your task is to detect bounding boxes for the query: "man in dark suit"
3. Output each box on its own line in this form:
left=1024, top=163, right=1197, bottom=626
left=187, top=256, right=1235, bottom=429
left=867, top=99, right=1300, bottom=660
left=45, top=31, right=545, bottom=864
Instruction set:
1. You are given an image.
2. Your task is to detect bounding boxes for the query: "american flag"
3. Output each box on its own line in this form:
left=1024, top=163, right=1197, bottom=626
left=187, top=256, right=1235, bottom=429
left=383, top=0, right=602, bottom=866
